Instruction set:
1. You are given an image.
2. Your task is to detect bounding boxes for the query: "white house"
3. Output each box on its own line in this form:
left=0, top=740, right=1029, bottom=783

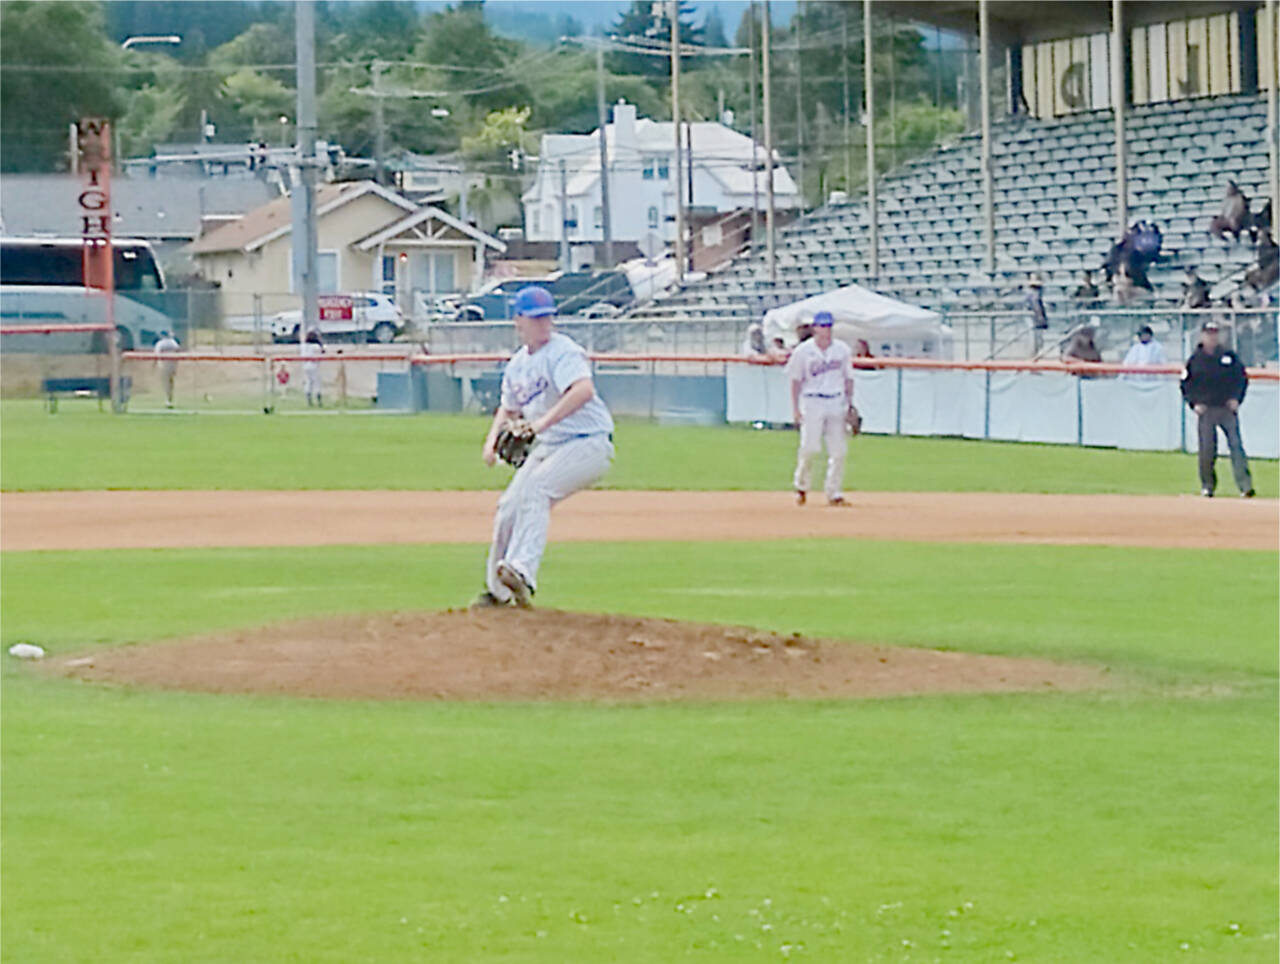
left=521, top=102, right=799, bottom=253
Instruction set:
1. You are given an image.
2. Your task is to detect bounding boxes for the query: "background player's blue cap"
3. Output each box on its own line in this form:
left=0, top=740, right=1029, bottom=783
left=812, top=311, right=834, bottom=327
left=513, top=285, right=556, bottom=318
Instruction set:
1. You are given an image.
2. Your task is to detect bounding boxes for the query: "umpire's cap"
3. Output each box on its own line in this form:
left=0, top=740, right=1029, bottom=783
left=812, top=311, right=835, bottom=327
left=513, top=285, right=556, bottom=318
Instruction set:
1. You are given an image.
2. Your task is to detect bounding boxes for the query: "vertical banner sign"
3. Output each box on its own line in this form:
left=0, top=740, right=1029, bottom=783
left=77, top=118, right=113, bottom=293
left=77, top=117, right=120, bottom=409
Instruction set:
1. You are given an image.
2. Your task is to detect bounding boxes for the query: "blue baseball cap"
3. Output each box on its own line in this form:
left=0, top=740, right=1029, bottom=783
left=512, top=285, right=556, bottom=319
left=812, top=311, right=834, bottom=327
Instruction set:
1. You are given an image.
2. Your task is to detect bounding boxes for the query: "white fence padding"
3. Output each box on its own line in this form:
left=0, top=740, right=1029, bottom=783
left=1081, top=377, right=1182, bottom=450
left=899, top=369, right=986, bottom=439
left=987, top=372, right=1078, bottom=444
left=726, top=363, right=1277, bottom=458
left=852, top=369, right=898, bottom=434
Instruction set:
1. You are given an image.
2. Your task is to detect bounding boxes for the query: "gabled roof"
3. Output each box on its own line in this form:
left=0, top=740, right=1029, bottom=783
left=353, top=205, right=507, bottom=252
left=0, top=174, right=276, bottom=240
left=188, top=180, right=416, bottom=255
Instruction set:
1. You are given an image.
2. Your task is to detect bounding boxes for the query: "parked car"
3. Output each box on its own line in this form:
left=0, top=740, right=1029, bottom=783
left=270, top=292, right=405, bottom=343
left=452, top=279, right=547, bottom=322
left=453, top=271, right=634, bottom=321
left=577, top=301, right=623, bottom=318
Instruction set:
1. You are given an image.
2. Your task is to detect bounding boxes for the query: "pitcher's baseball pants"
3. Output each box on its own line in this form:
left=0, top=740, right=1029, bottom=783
left=794, top=396, right=848, bottom=501
left=487, top=433, right=613, bottom=602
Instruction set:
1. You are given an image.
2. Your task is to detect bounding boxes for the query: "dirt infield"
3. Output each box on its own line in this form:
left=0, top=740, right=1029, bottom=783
left=3, top=489, right=1276, bottom=551
left=47, top=608, right=1113, bottom=703
left=11, top=488, right=1268, bottom=704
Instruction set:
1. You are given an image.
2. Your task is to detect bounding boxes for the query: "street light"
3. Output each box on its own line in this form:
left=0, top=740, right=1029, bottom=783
left=121, top=34, right=181, bottom=50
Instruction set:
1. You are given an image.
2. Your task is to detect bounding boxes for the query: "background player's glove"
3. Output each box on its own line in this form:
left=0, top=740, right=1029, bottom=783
left=494, top=418, right=537, bottom=468
left=846, top=405, right=862, bottom=436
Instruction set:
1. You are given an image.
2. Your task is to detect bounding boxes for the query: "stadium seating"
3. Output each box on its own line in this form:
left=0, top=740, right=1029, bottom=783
left=627, top=93, right=1271, bottom=344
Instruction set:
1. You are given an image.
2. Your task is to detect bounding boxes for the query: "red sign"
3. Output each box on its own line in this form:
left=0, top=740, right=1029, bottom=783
left=318, top=294, right=354, bottom=321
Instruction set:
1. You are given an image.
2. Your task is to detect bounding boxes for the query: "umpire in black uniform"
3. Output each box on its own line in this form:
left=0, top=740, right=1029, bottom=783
left=1180, top=320, right=1255, bottom=498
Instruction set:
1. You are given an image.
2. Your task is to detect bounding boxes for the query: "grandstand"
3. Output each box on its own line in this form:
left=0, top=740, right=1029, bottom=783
left=626, top=1, right=1278, bottom=358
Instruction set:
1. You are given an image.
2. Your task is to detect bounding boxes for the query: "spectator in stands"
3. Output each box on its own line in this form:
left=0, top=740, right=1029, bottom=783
left=1209, top=181, right=1250, bottom=244
left=769, top=336, right=791, bottom=361
left=1244, top=229, right=1278, bottom=295
left=1121, top=324, right=1167, bottom=380
left=1071, top=269, right=1100, bottom=306
left=1250, top=199, right=1273, bottom=244
left=1104, top=223, right=1158, bottom=292
left=1061, top=324, right=1102, bottom=365
left=795, top=320, right=814, bottom=344
left=154, top=329, right=181, bottom=409
left=853, top=339, right=873, bottom=358
left=1112, top=263, right=1138, bottom=306
left=742, top=322, right=767, bottom=357
left=1181, top=266, right=1211, bottom=309
left=1025, top=274, right=1048, bottom=354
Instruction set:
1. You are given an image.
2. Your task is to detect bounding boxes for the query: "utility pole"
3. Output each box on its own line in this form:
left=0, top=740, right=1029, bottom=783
left=763, top=0, right=776, bottom=282
left=864, top=0, right=879, bottom=278
left=748, top=2, right=760, bottom=247
left=292, top=0, right=319, bottom=348
left=559, top=158, right=570, bottom=272
left=372, top=59, right=386, bottom=185
left=794, top=2, right=805, bottom=205
left=671, top=0, right=686, bottom=283
left=595, top=45, right=614, bottom=267
left=842, top=9, right=851, bottom=192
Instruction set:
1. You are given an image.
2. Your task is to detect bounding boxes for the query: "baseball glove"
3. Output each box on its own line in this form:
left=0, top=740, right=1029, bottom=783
left=494, top=418, right=537, bottom=468
left=845, top=405, right=862, bottom=436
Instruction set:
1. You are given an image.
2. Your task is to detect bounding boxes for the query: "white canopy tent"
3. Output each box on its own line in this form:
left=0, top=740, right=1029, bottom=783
left=763, top=284, right=953, bottom=358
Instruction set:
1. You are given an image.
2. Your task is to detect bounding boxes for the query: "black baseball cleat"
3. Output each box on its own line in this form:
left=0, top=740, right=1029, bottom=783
left=470, top=590, right=509, bottom=610
left=496, top=563, right=534, bottom=608
left=1243, top=489, right=1256, bottom=498
left=1201, top=488, right=1214, bottom=498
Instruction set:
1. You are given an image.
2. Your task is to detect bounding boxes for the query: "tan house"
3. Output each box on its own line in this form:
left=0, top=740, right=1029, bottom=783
left=187, top=180, right=505, bottom=319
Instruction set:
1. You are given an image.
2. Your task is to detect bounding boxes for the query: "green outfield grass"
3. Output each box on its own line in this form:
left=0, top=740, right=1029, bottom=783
left=3, top=541, right=1277, bottom=962
left=4, top=400, right=1277, bottom=495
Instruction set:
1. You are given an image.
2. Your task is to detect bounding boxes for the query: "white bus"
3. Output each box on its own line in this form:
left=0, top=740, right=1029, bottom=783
left=0, top=237, right=173, bottom=350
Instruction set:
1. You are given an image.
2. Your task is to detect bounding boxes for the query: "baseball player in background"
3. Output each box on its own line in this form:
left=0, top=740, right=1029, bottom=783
left=788, top=310, right=855, bottom=506
left=154, top=329, right=180, bottom=409
left=302, top=329, right=324, bottom=407
left=475, top=285, right=615, bottom=608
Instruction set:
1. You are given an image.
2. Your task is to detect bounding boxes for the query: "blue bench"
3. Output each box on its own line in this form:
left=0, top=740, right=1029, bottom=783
left=41, top=376, right=131, bottom=413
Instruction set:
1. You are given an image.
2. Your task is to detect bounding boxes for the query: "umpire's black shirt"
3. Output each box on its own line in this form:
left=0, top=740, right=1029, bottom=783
left=1180, top=344, right=1248, bottom=408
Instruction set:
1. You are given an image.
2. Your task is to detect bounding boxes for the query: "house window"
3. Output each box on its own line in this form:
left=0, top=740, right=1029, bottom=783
left=643, top=159, right=655, bottom=180
left=657, top=159, right=669, bottom=180
left=593, top=206, right=603, bottom=229
left=380, top=254, right=396, bottom=296
left=647, top=206, right=659, bottom=229
left=317, top=251, right=339, bottom=294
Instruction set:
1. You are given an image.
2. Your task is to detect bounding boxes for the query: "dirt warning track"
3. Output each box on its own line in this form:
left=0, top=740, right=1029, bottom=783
left=3, top=490, right=1275, bottom=551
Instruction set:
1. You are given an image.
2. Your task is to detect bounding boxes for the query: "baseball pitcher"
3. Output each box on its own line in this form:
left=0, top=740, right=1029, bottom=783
left=475, top=285, right=614, bottom=608
left=787, top=310, right=855, bottom=506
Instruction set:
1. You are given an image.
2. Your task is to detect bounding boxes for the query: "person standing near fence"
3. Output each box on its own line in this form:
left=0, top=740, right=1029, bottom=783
left=154, top=329, right=180, bottom=409
left=788, top=311, right=855, bottom=507
left=302, top=329, right=324, bottom=407
left=1025, top=275, right=1048, bottom=354
left=1181, top=320, right=1254, bottom=498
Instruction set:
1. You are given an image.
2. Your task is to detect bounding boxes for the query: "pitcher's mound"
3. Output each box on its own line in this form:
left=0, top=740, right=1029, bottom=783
left=50, top=609, right=1110, bottom=702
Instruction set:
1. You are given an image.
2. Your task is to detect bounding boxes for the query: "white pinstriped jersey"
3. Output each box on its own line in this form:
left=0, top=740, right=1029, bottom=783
left=501, top=332, right=613, bottom=444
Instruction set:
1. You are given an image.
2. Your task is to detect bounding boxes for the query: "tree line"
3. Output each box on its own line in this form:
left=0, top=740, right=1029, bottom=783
left=0, top=0, right=967, bottom=207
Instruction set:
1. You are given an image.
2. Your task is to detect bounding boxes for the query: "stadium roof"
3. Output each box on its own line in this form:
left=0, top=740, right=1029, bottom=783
left=879, top=1, right=1260, bottom=43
